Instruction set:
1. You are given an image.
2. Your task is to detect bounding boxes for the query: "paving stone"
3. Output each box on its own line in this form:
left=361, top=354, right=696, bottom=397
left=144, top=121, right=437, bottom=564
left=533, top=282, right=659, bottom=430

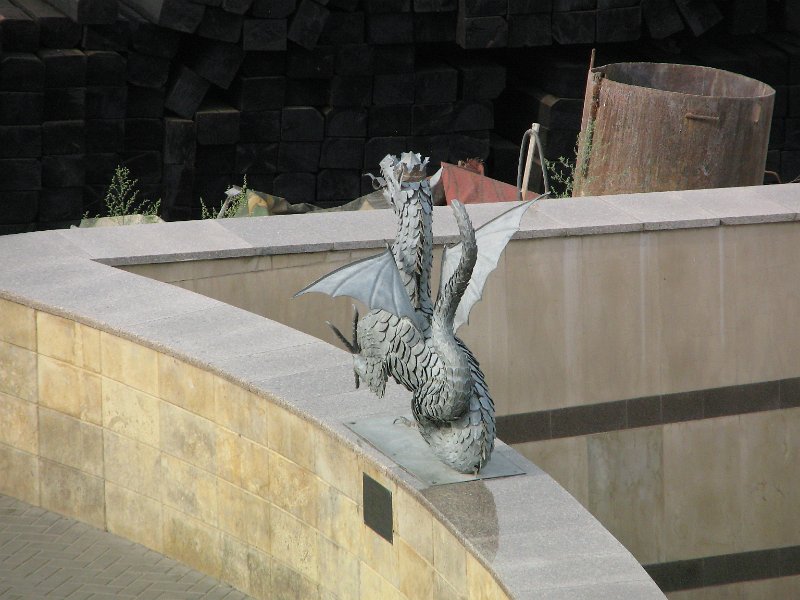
left=0, top=494, right=254, bottom=599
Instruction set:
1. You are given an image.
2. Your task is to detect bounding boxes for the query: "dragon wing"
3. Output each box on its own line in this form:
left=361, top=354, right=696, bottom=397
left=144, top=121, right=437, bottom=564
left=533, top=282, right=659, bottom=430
left=439, top=200, right=535, bottom=332
left=295, top=249, right=425, bottom=331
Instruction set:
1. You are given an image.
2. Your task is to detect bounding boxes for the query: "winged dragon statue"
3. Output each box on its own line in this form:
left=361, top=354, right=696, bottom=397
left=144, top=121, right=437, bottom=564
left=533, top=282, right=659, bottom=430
left=296, top=153, right=534, bottom=474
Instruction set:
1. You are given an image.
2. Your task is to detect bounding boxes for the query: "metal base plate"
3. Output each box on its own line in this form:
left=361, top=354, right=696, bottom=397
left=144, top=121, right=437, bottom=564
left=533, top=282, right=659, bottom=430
left=346, top=415, right=525, bottom=487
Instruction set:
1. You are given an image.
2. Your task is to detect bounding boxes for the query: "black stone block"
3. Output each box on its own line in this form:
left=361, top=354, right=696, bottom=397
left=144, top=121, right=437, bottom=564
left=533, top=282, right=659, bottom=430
left=0, top=92, right=42, bottom=124
left=552, top=0, right=593, bottom=8
left=126, top=51, right=170, bottom=89
left=44, top=88, right=85, bottom=120
left=161, top=162, right=194, bottom=218
left=372, top=73, right=414, bottom=105
left=243, top=18, right=287, bottom=51
left=84, top=152, right=119, bottom=184
left=641, top=0, right=684, bottom=39
left=125, top=118, right=164, bottom=151
left=363, top=136, right=408, bottom=169
left=285, top=78, right=329, bottom=106
left=273, top=172, right=315, bottom=203
left=508, top=13, right=551, bottom=46
left=770, top=118, right=784, bottom=150
left=415, top=63, right=458, bottom=105
left=14, top=0, right=81, bottom=49
left=38, top=187, right=83, bottom=221
left=369, top=105, right=412, bottom=136
left=287, top=46, right=335, bottom=79
left=412, top=104, right=454, bottom=135
left=196, top=101, right=241, bottom=145
left=42, top=120, right=85, bottom=155
left=367, top=13, right=413, bottom=44
left=229, top=75, right=286, bottom=110
left=86, top=119, right=125, bottom=152
left=193, top=174, right=235, bottom=214
left=316, top=169, right=360, bottom=201
left=488, top=134, right=519, bottom=184
left=239, top=110, right=281, bottom=142
left=221, top=0, right=253, bottom=12
left=319, top=137, right=364, bottom=169
left=80, top=21, right=130, bottom=51
left=334, top=44, right=373, bottom=77
left=287, top=0, right=329, bottom=50
left=120, top=5, right=182, bottom=58
left=85, top=50, right=126, bottom=86
left=281, top=107, right=324, bottom=141
left=39, top=49, right=86, bottom=88
left=122, top=0, right=204, bottom=33
left=121, top=150, right=162, bottom=183
left=0, top=158, right=41, bottom=190
left=413, top=12, right=456, bottom=43
left=324, top=107, right=367, bottom=137
left=242, top=173, right=274, bottom=194
left=319, top=11, right=364, bottom=44
left=552, top=10, right=595, bottom=44
left=328, top=0, right=358, bottom=9
left=364, top=0, right=411, bottom=11
left=86, top=86, right=127, bottom=119
left=596, top=6, right=640, bottom=42
left=0, top=191, right=38, bottom=223
left=42, top=154, right=84, bottom=187
left=191, top=40, right=245, bottom=89
left=449, top=131, right=490, bottom=161
left=0, top=0, right=40, bottom=51
left=450, top=56, right=506, bottom=100
left=330, top=76, right=372, bottom=107
left=452, top=100, right=493, bottom=131
left=456, top=15, right=507, bottom=48
left=278, top=141, right=320, bottom=171
left=126, top=86, right=165, bottom=118
left=0, top=126, right=41, bottom=158
left=235, top=142, right=278, bottom=173
left=415, top=0, right=456, bottom=10
left=372, top=44, right=414, bottom=73
left=197, top=6, right=243, bottom=42
left=0, top=53, right=44, bottom=91
left=674, top=0, right=722, bottom=36
left=41, top=0, right=117, bottom=24
left=251, top=0, right=295, bottom=18
left=240, top=51, right=286, bottom=76
left=195, top=144, right=235, bottom=173
left=459, top=0, right=507, bottom=16
left=508, top=0, right=550, bottom=12
left=407, top=134, right=449, bottom=165
left=163, top=117, right=196, bottom=164
left=165, top=67, right=210, bottom=118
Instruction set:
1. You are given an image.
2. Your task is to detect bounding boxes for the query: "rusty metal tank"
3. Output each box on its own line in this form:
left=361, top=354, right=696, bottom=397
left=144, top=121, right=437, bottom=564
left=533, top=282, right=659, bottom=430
left=572, top=62, right=775, bottom=196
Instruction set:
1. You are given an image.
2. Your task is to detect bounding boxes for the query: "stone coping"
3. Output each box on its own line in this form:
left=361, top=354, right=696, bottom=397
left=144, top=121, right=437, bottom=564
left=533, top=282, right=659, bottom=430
left=12, top=186, right=782, bottom=598
left=21, top=183, right=798, bottom=267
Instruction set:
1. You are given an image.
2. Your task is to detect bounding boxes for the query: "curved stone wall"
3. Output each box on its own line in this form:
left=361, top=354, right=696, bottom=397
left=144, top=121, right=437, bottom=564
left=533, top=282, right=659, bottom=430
left=0, top=213, right=663, bottom=599
left=112, top=183, right=800, bottom=596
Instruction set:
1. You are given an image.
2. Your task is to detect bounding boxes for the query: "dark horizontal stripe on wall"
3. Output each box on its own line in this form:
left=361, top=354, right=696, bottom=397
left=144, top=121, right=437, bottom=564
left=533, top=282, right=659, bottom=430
left=497, top=376, right=800, bottom=444
left=643, top=544, right=800, bottom=592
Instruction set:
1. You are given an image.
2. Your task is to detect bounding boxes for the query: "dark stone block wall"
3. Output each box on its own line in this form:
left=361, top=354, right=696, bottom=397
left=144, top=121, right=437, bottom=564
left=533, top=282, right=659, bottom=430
left=0, top=0, right=797, bottom=232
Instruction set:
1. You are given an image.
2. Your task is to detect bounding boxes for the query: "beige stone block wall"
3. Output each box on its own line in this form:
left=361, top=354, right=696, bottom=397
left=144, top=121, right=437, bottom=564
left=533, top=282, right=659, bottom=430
left=0, top=299, right=511, bottom=600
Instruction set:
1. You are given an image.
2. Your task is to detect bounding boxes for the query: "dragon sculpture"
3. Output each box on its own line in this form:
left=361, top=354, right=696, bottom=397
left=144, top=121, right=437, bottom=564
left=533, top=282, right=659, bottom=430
left=296, top=153, right=533, bottom=474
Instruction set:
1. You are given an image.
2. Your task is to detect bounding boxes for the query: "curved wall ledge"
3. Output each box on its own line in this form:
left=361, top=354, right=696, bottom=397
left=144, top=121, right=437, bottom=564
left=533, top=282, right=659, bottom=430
left=0, top=189, right=684, bottom=598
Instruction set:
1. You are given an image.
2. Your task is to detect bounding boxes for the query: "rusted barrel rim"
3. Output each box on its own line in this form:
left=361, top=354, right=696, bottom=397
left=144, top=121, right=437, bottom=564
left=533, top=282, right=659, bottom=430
left=593, top=62, right=775, bottom=101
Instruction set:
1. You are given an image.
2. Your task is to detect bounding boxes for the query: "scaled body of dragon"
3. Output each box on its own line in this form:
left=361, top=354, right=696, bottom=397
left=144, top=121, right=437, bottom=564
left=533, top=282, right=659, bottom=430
left=356, top=153, right=495, bottom=473
left=297, top=152, right=533, bottom=474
